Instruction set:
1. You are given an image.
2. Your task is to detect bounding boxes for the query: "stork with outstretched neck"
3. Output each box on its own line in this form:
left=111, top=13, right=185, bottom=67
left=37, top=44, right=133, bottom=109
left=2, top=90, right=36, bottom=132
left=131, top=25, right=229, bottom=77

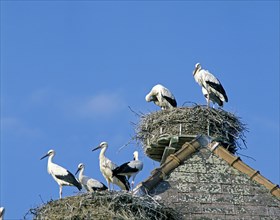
left=92, top=142, right=130, bottom=191
left=40, top=149, right=82, bottom=199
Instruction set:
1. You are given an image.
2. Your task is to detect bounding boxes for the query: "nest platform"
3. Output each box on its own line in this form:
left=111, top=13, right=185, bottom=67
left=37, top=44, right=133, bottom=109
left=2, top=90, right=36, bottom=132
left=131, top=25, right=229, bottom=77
left=136, top=105, right=247, bottom=162
left=28, top=191, right=181, bottom=220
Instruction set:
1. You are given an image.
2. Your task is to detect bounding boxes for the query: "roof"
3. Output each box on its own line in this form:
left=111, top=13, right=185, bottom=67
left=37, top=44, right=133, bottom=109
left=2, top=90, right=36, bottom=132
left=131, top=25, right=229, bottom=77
left=134, top=135, right=280, bottom=219
left=210, top=141, right=279, bottom=197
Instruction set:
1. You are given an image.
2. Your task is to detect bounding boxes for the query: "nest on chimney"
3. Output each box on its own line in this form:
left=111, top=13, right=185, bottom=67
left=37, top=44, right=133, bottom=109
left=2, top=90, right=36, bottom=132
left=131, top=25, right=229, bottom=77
left=135, top=105, right=247, bottom=155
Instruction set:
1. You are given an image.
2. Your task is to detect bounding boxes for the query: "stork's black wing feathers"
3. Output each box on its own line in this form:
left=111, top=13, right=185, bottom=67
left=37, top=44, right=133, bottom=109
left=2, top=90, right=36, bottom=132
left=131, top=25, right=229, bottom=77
left=115, top=174, right=130, bottom=191
left=56, top=171, right=82, bottom=190
left=91, top=183, right=108, bottom=191
left=205, top=80, right=228, bottom=102
left=208, top=93, right=223, bottom=106
left=112, top=162, right=138, bottom=177
left=162, top=95, right=177, bottom=107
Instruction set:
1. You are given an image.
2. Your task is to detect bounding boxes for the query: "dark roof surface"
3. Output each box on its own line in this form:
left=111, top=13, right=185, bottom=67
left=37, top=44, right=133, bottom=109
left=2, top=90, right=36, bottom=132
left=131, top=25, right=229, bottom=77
left=134, top=135, right=280, bottom=219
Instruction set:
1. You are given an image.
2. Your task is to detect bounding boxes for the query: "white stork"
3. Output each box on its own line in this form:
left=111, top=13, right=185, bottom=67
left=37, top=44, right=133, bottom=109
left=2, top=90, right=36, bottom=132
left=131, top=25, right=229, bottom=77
left=145, top=84, right=177, bottom=110
left=193, top=63, right=228, bottom=107
left=75, top=163, right=108, bottom=192
left=0, top=207, right=4, bottom=220
left=112, top=151, right=143, bottom=189
left=92, top=142, right=130, bottom=191
left=40, top=149, right=82, bottom=199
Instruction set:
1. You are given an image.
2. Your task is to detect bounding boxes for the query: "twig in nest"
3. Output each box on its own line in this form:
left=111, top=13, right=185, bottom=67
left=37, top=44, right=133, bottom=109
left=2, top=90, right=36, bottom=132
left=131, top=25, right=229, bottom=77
left=128, top=106, right=144, bottom=117
left=236, top=152, right=256, bottom=161
left=39, top=194, right=45, bottom=204
left=117, top=139, right=134, bottom=154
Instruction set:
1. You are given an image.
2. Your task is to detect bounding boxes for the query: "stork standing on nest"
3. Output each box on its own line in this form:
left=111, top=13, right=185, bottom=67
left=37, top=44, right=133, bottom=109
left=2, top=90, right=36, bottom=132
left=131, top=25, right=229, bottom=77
left=92, top=142, right=130, bottom=191
left=40, top=149, right=82, bottom=199
left=75, top=163, right=108, bottom=192
left=193, top=63, right=228, bottom=107
left=145, top=84, right=177, bottom=110
left=112, top=151, right=143, bottom=189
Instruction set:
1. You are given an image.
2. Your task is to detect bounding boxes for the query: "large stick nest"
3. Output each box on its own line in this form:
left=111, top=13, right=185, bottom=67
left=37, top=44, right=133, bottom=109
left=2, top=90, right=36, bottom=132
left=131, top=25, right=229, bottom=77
left=27, top=191, right=181, bottom=220
left=135, top=105, right=247, bottom=154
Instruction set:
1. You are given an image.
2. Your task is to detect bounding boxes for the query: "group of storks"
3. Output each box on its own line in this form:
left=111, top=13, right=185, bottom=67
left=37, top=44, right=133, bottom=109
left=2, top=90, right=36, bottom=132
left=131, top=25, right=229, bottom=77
left=41, top=63, right=228, bottom=199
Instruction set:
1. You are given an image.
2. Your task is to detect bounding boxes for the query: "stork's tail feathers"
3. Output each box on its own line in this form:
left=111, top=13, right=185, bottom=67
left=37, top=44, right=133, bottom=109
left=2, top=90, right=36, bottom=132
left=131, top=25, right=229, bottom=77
left=224, top=94, right=228, bottom=103
left=74, top=180, right=82, bottom=191
left=162, top=95, right=177, bottom=108
left=116, top=175, right=130, bottom=191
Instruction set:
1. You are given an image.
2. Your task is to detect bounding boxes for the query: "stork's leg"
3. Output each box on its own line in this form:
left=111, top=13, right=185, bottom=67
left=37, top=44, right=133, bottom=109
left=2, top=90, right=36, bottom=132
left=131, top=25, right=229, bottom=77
left=131, top=175, right=135, bottom=190
left=131, top=181, right=134, bottom=190
left=59, top=185, right=62, bottom=199
left=112, top=182, right=115, bottom=191
left=106, top=179, right=110, bottom=191
left=207, top=96, right=210, bottom=108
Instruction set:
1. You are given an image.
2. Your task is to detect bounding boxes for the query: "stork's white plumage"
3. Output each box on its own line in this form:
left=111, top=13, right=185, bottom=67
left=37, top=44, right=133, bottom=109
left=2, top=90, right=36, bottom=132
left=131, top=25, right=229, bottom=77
left=145, top=84, right=177, bottom=110
left=193, top=63, right=228, bottom=107
left=0, top=207, right=4, bottom=220
left=112, top=151, right=143, bottom=189
left=75, top=163, right=107, bottom=192
left=92, top=142, right=130, bottom=191
left=40, top=149, right=82, bottom=199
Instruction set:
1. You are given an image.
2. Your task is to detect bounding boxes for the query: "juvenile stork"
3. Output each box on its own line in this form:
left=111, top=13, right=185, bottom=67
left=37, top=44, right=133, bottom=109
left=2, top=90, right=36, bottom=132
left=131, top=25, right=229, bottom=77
left=112, top=151, right=143, bottom=189
left=145, top=84, right=177, bottom=110
left=193, top=63, right=228, bottom=107
left=75, top=163, right=108, bottom=192
left=40, top=149, right=82, bottom=199
left=92, top=142, right=130, bottom=191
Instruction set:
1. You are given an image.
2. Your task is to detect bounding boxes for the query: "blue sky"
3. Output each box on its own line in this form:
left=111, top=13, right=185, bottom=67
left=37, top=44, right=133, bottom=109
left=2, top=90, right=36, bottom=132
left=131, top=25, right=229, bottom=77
left=1, top=1, right=279, bottom=219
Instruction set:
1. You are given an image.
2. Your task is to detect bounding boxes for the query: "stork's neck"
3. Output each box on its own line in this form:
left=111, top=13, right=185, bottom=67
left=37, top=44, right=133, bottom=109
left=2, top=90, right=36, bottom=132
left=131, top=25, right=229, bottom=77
left=79, top=167, right=85, bottom=179
left=47, top=154, right=54, bottom=174
left=99, top=147, right=107, bottom=160
left=48, top=154, right=54, bottom=165
left=193, top=67, right=200, bottom=76
left=193, top=68, right=203, bottom=85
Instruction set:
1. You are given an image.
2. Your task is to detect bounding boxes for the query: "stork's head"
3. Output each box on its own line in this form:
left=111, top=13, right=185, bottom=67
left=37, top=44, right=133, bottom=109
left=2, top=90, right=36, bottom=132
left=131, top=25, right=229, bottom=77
left=75, top=163, right=85, bottom=175
left=40, top=149, right=55, bottom=160
left=145, top=93, right=152, bottom=102
left=193, top=63, right=201, bottom=75
left=78, top=163, right=84, bottom=169
left=146, top=84, right=162, bottom=102
left=92, top=141, right=108, bottom=152
left=133, top=151, right=139, bottom=160
left=145, top=87, right=154, bottom=102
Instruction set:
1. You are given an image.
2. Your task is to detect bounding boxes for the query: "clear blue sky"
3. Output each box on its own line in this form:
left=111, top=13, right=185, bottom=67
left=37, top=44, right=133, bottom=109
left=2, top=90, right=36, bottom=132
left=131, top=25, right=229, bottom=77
left=1, top=1, right=279, bottom=219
